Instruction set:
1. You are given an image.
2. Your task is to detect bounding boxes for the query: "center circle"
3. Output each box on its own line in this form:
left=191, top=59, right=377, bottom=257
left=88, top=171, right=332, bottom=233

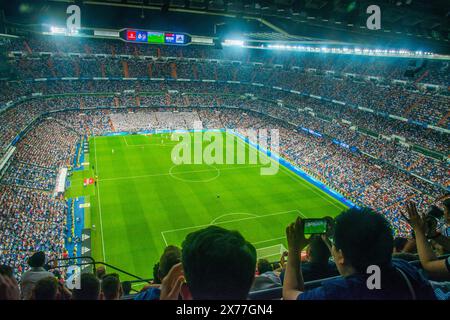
left=169, top=164, right=220, bottom=182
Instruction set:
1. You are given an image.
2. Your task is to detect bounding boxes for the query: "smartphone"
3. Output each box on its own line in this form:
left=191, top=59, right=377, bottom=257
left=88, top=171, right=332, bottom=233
left=303, top=218, right=328, bottom=235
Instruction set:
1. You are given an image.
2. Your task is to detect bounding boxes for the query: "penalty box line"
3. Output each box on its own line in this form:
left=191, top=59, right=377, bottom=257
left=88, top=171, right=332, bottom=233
left=160, top=209, right=307, bottom=246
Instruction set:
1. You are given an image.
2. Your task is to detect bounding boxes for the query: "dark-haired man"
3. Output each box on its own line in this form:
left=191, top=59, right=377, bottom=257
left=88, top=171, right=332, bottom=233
left=101, top=274, right=123, bottom=300
left=33, top=277, right=58, bottom=300
left=135, top=245, right=182, bottom=300
left=160, top=226, right=257, bottom=300
left=21, top=251, right=54, bottom=300
left=297, top=235, right=338, bottom=282
left=71, top=273, right=101, bottom=300
left=251, top=259, right=281, bottom=291
left=283, top=208, right=436, bottom=300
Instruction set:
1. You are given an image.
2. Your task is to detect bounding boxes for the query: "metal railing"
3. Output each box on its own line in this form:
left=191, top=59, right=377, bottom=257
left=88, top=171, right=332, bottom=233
left=45, top=254, right=450, bottom=300
left=46, top=256, right=147, bottom=282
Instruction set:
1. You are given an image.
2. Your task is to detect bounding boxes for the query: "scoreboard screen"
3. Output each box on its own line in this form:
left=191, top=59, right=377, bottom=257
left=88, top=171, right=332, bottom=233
left=148, top=32, right=165, bottom=44
left=164, top=33, right=185, bottom=44
left=123, top=29, right=189, bottom=45
left=126, top=30, right=148, bottom=42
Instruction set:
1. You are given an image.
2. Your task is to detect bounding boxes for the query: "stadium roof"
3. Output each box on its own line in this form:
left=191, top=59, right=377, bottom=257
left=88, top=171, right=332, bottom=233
left=1, top=0, right=449, bottom=54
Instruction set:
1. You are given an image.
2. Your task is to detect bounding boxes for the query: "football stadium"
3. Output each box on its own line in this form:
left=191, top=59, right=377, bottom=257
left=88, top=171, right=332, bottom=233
left=0, top=0, right=449, bottom=304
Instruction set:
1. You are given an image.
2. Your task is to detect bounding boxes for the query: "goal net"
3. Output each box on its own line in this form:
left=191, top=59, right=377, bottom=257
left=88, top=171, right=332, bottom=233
left=256, top=244, right=287, bottom=260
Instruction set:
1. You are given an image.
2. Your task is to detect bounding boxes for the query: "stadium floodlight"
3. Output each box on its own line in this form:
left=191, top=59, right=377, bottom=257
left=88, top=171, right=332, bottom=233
left=48, top=25, right=79, bottom=36
left=222, top=39, right=245, bottom=47
left=266, top=43, right=434, bottom=58
left=50, top=26, right=66, bottom=34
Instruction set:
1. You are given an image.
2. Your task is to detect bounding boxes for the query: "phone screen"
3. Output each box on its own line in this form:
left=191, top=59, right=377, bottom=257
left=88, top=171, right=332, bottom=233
left=304, top=219, right=328, bottom=235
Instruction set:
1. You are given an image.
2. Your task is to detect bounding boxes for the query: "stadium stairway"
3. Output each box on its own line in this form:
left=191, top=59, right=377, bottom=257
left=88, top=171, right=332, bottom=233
left=108, top=118, right=116, bottom=131
left=47, top=58, right=57, bottom=78
left=404, top=96, right=425, bottom=117
left=147, top=62, right=153, bottom=77
left=170, top=62, right=177, bottom=79
left=73, top=59, right=80, bottom=77
left=414, top=70, right=429, bottom=84
left=135, top=96, right=141, bottom=107
left=122, top=60, right=130, bottom=78
left=84, top=44, right=92, bottom=55
left=183, top=95, right=190, bottom=106
left=437, top=110, right=450, bottom=128
left=133, top=45, right=140, bottom=57
left=192, top=64, right=198, bottom=80
left=23, top=40, right=32, bottom=54
left=101, top=62, right=106, bottom=77
left=407, top=155, right=425, bottom=171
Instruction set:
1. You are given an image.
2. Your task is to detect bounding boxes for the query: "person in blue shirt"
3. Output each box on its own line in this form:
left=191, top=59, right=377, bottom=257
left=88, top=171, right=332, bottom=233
left=134, top=245, right=181, bottom=300
left=283, top=207, right=436, bottom=300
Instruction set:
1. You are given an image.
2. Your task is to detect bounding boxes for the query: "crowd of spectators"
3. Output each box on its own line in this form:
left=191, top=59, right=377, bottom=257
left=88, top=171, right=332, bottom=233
left=1, top=201, right=449, bottom=300
left=0, top=187, right=67, bottom=280
left=0, top=35, right=448, bottom=299
left=4, top=35, right=449, bottom=85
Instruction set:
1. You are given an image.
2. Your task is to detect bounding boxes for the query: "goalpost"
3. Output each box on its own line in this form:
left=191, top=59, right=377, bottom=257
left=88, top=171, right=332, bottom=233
left=256, top=244, right=287, bottom=260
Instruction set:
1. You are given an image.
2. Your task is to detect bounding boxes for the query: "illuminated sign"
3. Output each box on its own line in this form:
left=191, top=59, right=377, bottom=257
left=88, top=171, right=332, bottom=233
left=126, top=30, right=136, bottom=41
left=124, top=29, right=189, bottom=45
left=148, top=32, right=165, bottom=44
left=135, top=31, right=147, bottom=42
left=164, top=33, right=186, bottom=44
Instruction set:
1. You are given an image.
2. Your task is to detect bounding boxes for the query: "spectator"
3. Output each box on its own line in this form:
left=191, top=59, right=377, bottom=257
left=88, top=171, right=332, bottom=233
left=101, top=274, right=123, bottom=300
left=72, top=273, right=101, bottom=300
left=121, top=281, right=132, bottom=296
left=393, top=237, right=409, bottom=253
left=283, top=208, right=437, bottom=300
left=20, top=251, right=55, bottom=300
left=251, top=259, right=281, bottom=291
left=301, top=235, right=338, bottom=282
left=404, top=201, right=450, bottom=280
left=134, top=245, right=182, bottom=300
left=160, top=226, right=256, bottom=300
left=152, top=262, right=161, bottom=284
left=96, top=266, right=106, bottom=280
left=32, top=276, right=58, bottom=300
left=0, top=265, right=20, bottom=300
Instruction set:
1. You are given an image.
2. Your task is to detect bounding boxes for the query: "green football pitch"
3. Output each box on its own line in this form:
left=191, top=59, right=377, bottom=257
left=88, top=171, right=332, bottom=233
left=66, top=132, right=347, bottom=281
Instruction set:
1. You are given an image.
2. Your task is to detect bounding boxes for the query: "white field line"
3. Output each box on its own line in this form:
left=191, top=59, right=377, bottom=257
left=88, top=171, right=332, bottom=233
left=94, top=137, right=107, bottom=263
left=209, top=212, right=258, bottom=225
left=161, top=232, right=168, bottom=247
left=161, top=209, right=301, bottom=235
left=100, top=164, right=265, bottom=182
left=253, top=236, right=286, bottom=245
left=122, top=136, right=129, bottom=146
left=122, top=135, right=182, bottom=148
left=159, top=209, right=307, bottom=249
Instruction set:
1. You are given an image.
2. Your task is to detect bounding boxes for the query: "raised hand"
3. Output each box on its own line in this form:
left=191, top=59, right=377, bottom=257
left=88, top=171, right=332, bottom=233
left=403, top=201, right=426, bottom=234
left=286, top=216, right=309, bottom=252
left=159, top=263, right=185, bottom=300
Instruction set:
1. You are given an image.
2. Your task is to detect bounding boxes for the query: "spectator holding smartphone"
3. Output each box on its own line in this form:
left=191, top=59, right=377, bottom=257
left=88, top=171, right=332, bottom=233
left=283, top=208, right=436, bottom=300
left=403, top=201, right=450, bottom=280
